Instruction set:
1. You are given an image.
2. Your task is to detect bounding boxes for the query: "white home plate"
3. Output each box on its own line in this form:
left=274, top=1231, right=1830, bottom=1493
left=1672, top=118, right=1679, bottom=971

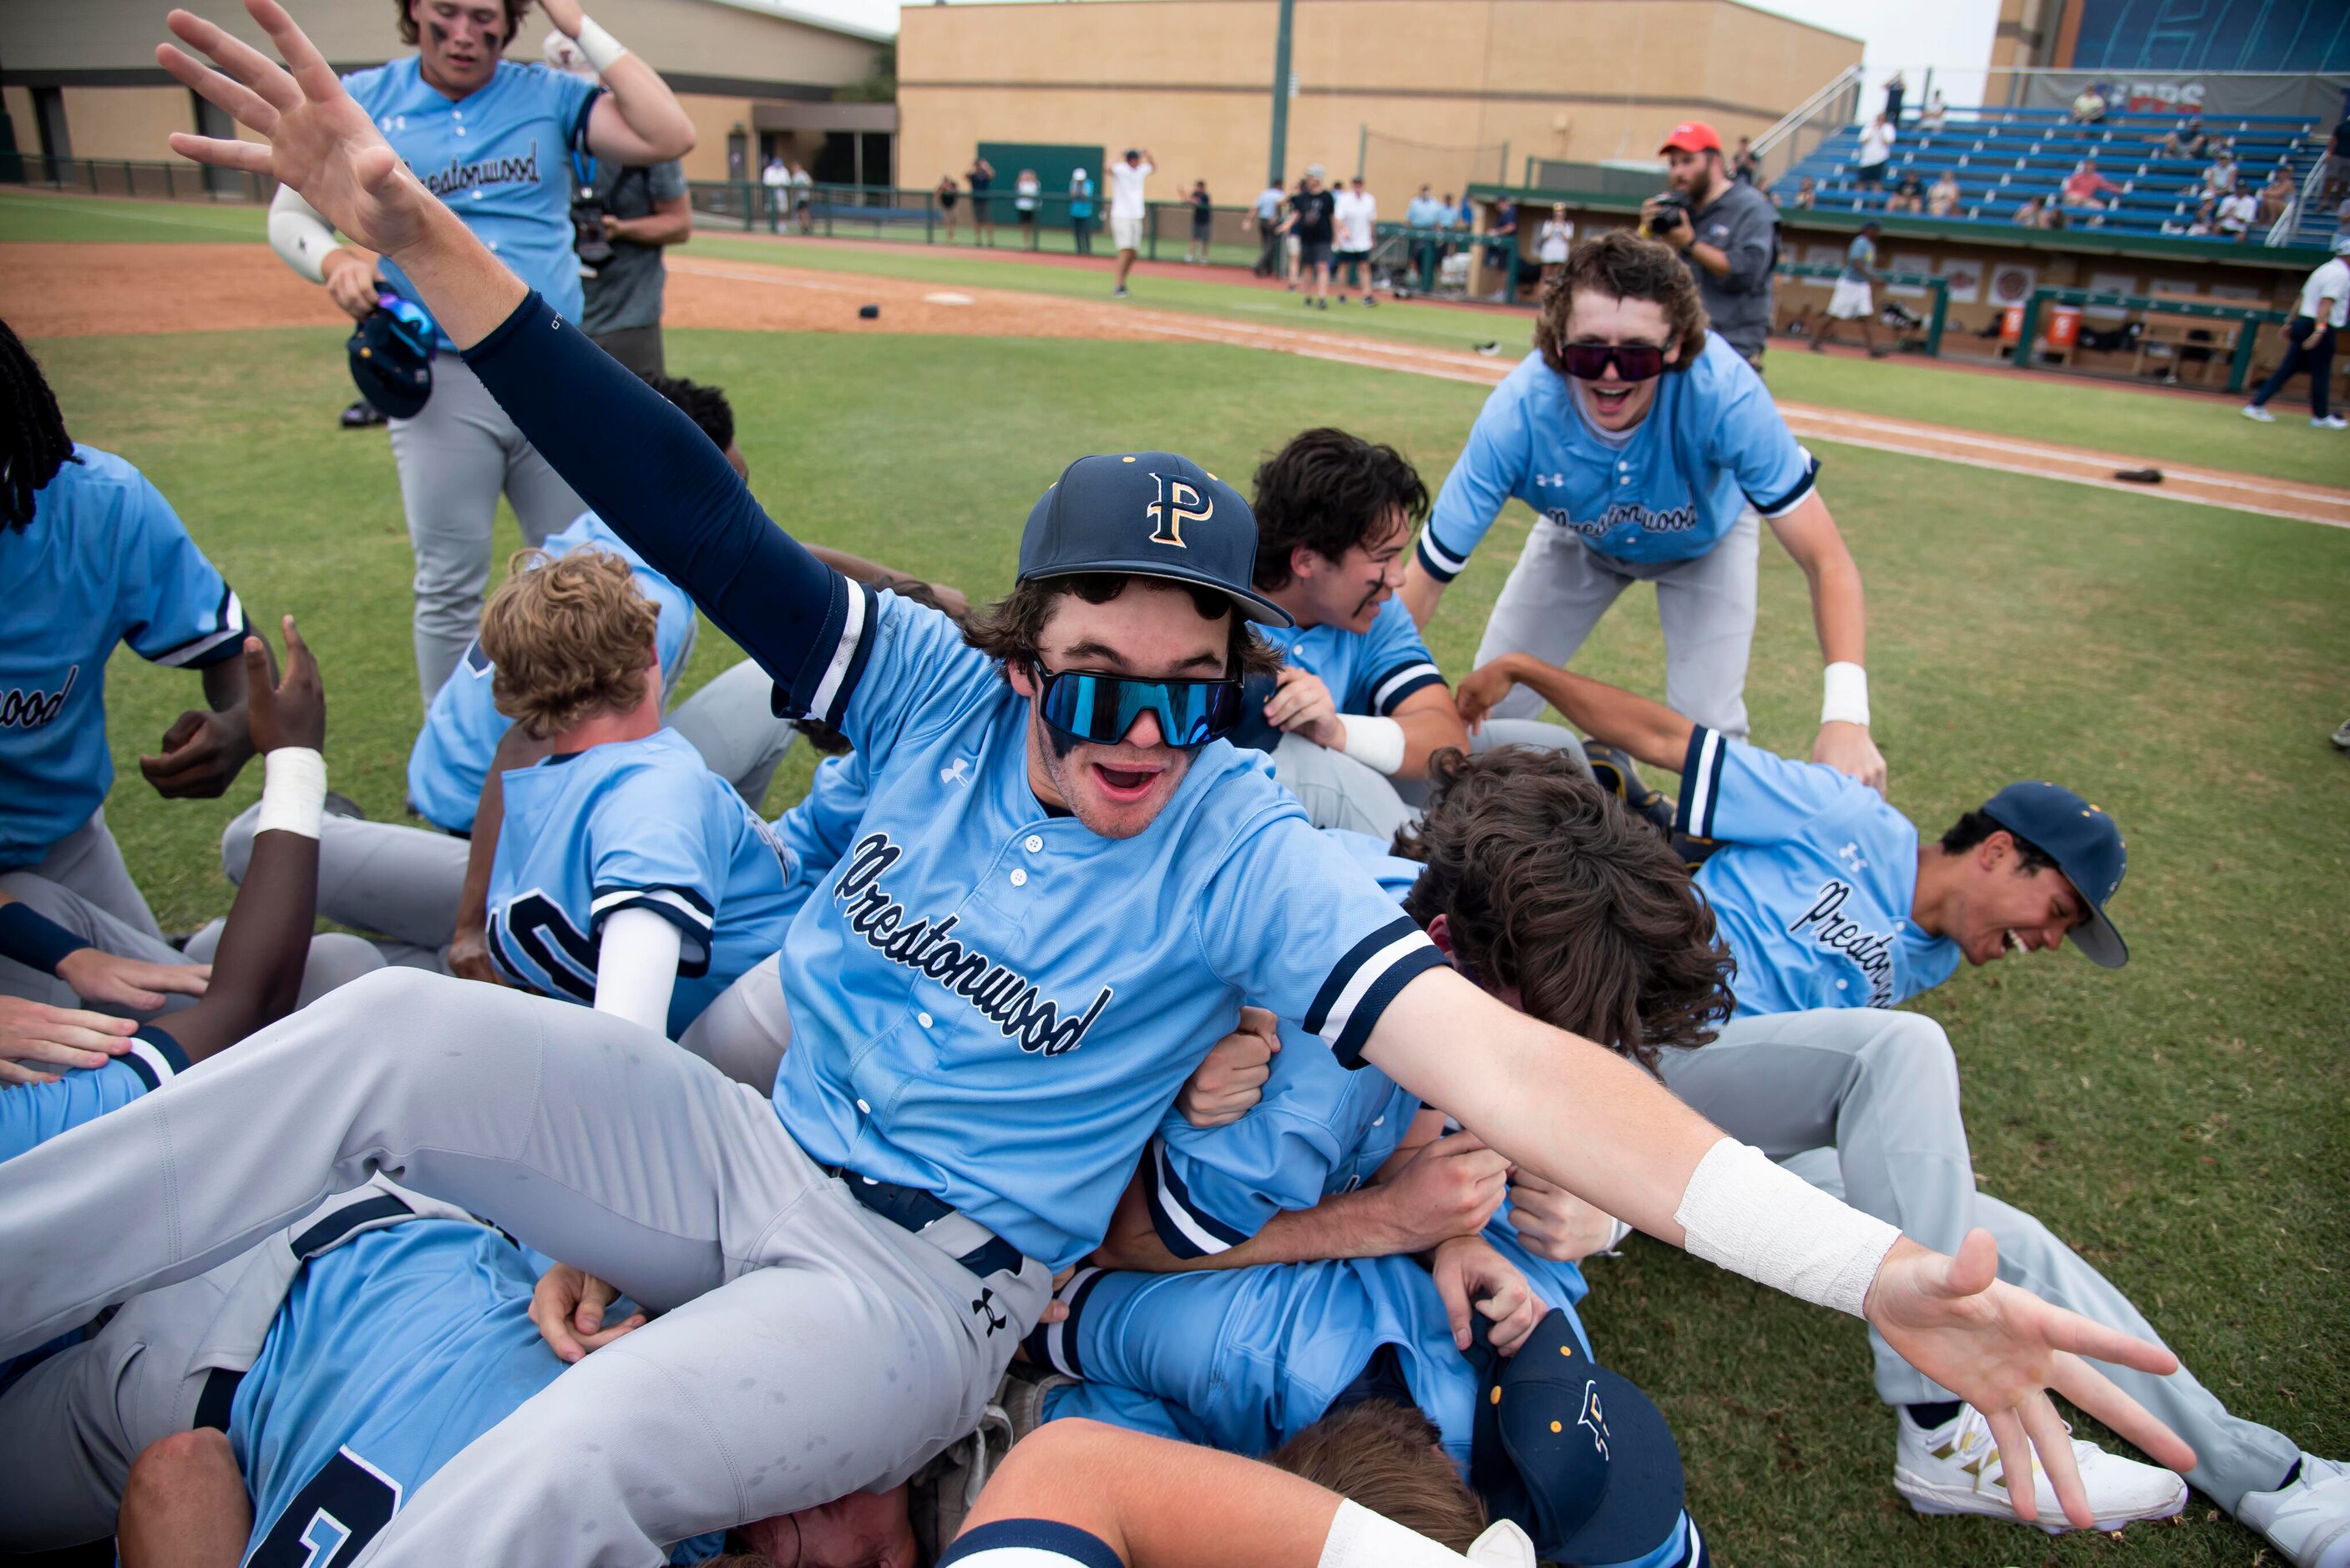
left=923, top=291, right=975, bottom=306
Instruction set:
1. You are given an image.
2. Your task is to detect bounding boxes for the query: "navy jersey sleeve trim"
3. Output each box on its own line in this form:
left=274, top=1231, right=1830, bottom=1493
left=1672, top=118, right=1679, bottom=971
left=1414, top=526, right=1471, bottom=583
left=1674, top=726, right=1727, bottom=839
left=1305, top=915, right=1446, bottom=1067
left=122, top=1025, right=190, bottom=1092
left=938, top=1518, right=1124, bottom=1568
left=1031, top=1265, right=1106, bottom=1379
left=143, top=585, right=249, bottom=670
left=590, top=885, right=717, bottom=974
left=463, top=293, right=868, bottom=719
left=0, top=901, right=89, bottom=975
left=569, top=86, right=604, bottom=152
left=286, top=1191, right=419, bottom=1261
left=1142, top=1139, right=1254, bottom=1260
left=1745, top=448, right=1821, bottom=520
left=1369, top=660, right=1446, bottom=715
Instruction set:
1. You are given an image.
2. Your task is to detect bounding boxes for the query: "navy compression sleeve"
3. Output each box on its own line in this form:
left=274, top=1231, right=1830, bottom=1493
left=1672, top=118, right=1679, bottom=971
left=462, top=291, right=853, bottom=713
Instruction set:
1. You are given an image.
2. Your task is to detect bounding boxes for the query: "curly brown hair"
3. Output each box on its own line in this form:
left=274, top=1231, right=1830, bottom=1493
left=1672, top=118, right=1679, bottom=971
left=1395, top=746, right=1735, bottom=1074
left=961, top=573, right=1283, bottom=684
left=394, top=0, right=533, bottom=48
left=1249, top=427, right=1429, bottom=592
left=481, top=549, right=660, bottom=740
left=1265, top=1399, right=1487, bottom=1551
left=1532, top=230, right=1711, bottom=381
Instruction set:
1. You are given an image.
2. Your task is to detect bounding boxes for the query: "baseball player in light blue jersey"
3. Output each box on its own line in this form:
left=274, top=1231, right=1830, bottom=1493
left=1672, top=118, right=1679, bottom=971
left=267, top=0, right=691, bottom=701
left=13, top=32, right=2194, bottom=1557
left=0, top=320, right=260, bottom=941
left=1461, top=653, right=2349, bottom=1563
left=1398, top=232, right=1887, bottom=796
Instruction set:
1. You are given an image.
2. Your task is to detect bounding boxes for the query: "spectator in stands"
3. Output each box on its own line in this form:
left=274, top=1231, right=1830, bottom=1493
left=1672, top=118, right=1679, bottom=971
left=1794, top=175, right=1817, bottom=210
left=1887, top=169, right=1925, bottom=215
left=1733, top=134, right=1760, bottom=184
left=2070, top=81, right=2109, bottom=124
left=1537, top=202, right=1573, bottom=286
left=1854, top=113, right=1896, bottom=191
left=1068, top=165, right=1095, bottom=255
left=1333, top=175, right=1378, bottom=302
left=2014, top=193, right=2049, bottom=228
left=2183, top=196, right=2218, bottom=236
left=1812, top=219, right=1888, bottom=358
left=1927, top=169, right=1963, bottom=217
left=2241, top=239, right=2347, bottom=428
left=1482, top=192, right=1519, bottom=301
left=1015, top=168, right=1041, bottom=244
left=2061, top=157, right=2122, bottom=211
left=1919, top=91, right=1947, bottom=134
left=2201, top=148, right=2240, bottom=200
left=1284, top=164, right=1337, bottom=307
left=790, top=162, right=813, bottom=232
left=2216, top=187, right=2260, bottom=241
left=2160, top=119, right=2208, bottom=159
left=966, top=155, right=997, bottom=246
left=934, top=172, right=960, bottom=243
left=1250, top=175, right=1288, bottom=277
left=2324, top=113, right=2350, bottom=206
left=1109, top=147, right=1156, bottom=296
left=2256, top=164, right=2296, bottom=228
left=1185, top=178, right=1215, bottom=264
left=1650, top=120, right=1780, bottom=368
left=1882, top=70, right=1906, bottom=126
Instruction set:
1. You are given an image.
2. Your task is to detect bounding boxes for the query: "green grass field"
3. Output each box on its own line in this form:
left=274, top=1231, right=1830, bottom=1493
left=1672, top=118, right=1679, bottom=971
left=10, top=195, right=2349, bottom=1565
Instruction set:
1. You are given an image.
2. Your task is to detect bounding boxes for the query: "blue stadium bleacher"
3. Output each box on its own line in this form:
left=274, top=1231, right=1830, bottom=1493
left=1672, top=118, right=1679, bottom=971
left=1779, top=104, right=2330, bottom=246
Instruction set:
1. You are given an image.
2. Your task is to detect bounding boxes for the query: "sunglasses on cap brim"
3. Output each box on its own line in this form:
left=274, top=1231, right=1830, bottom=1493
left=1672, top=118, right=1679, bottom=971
left=1562, top=342, right=1669, bottom=382
left=1036, top=666, right=1241, bottom=748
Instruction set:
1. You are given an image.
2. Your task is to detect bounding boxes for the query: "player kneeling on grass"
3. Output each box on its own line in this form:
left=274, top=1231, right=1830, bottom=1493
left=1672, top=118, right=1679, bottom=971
left=2, top=617, right=378, bottom=1162
left=1233, top=428, right=1588, bottom=843
left=1023, top=746, right=1732, bottom=1567
left=7, top=11, right=2196, bottom=1557
left=1457, top=652, right=2350, bottom=1563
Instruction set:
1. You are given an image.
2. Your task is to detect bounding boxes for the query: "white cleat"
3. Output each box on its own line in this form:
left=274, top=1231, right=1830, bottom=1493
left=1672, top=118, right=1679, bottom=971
left=1894, top=1404, right=2187, bottom=1535
left=2241, top=403, right=2277, bottom=422
left=2239, top=1454, right=2350, bottom=1568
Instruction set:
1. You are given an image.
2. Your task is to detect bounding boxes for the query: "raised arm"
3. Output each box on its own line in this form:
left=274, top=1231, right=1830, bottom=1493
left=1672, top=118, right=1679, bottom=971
left=539, top=0, right=694, bottom=164
left=1454, top=653, right=1693, bottom=771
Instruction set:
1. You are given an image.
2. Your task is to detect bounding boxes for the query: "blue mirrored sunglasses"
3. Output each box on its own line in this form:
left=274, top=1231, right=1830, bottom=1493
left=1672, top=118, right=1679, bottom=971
left=1036, top=666, right=1241, bottom=748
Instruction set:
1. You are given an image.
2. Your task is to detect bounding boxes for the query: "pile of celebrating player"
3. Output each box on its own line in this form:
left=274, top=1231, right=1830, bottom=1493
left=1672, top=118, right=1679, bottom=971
left=1, top=5, right=2342, bottom=1567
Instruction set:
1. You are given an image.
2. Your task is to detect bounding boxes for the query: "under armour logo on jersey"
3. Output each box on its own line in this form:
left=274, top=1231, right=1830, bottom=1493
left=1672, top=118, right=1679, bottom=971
left=939, top=757, right=972, bottom=787
left=971, top=1287, right=1009, bottom=1334
left=1836, top=841, right=1870, bottom=873
left=1145, top=473, right=1212, bottom=549
left=1532, top=472, right=1567, bottom=488
left=1578, top=1380, right=1611, bottom=1459
left=0, top=665, right=77, bottom=730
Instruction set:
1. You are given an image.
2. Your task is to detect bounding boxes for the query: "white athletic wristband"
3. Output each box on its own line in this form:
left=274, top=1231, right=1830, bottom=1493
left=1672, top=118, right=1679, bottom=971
left=573, top=17, right=631, bottom=74
left=255, top=747, right=327, bottom=841
left=1821, top=660, right=1871, bottom=728
left=1319, top=1500, right=1475, bottom=1567
left=267, top=185, right=342, bottom=284
left=1337, top=714, right=1407, bottom=776
left=1674, top=1137, right=1901, bottom=1318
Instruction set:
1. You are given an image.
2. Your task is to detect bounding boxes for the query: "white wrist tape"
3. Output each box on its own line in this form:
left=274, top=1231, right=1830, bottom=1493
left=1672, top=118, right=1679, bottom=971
left=1821, top=660, right=1871, bottom=728
left=1338, top=714, right=1407, bottom=776
left=268, top=185, right=342, bottom=284
left=574, top=17, right=631, bottom=74
left=1673, top=1138, right=1901, bottom=1318
left=1319, top=1500, right=1475, bottom=1568
left=255, top=747, right=327, bottom=841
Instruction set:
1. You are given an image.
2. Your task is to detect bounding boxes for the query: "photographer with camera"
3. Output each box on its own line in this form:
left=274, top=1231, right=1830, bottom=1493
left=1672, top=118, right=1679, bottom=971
left=266, top=0, right=691, bottom=704
left=550, top=31, right=691, bottom=377
left=1643, top=121, right=1778, bottom=369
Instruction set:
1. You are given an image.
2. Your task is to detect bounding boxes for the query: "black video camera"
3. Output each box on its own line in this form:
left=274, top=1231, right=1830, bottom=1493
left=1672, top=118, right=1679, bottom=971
left=1639, top=190, right=1689, bottom=240
left=570, top=188, right=615, bottom=274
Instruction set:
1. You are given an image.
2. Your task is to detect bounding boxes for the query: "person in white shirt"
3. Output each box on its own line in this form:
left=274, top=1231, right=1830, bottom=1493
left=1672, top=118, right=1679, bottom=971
left=1250, top=177, right=1288, bottom=276
left=1856, top=114, right=1897, bottom=191
left=1016, top=167, right=1042, bottom=245
left=1331, top=175, right=1378, bottom=304
left=2202, top=151, right=2239, bottom=199
left=2242, top=241, right=2348, bottom=427
left=1109, top=146, right=1154, bottom=296
left=2216, top=189, right=2259, bottom=240
left=789, top=162, right=813, bottom=233
left=1537, top=203, right=1573, bottom=284
left=761, top=156, right=787, bottom=191
left=1919, top=91, right=1947, bottom=134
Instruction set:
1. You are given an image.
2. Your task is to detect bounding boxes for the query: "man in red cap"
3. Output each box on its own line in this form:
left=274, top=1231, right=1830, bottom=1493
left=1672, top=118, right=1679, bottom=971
left=1643, top=119, right=1780, bottom=368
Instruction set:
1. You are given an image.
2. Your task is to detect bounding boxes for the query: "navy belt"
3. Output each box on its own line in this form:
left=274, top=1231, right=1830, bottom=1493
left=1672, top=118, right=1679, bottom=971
left=825, top=1166, right=1026, bottom=1282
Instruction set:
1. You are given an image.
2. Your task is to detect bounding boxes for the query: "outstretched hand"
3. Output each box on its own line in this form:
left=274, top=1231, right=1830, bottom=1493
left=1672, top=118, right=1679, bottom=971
left=158, top=3, right=438, bottom=258
left=1866, top=1232, right=2196, bottom=1528
left=245, top=615, right=325, bottom=754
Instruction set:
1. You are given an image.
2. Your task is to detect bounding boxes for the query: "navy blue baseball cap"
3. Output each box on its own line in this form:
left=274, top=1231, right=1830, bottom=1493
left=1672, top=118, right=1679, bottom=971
left=1019, top=452, right=1294, bottom=627
left=1979, top=781, right=2128, bottom=968
left=1466, top=1310, right=1686, bottom=1563
left=346, top=293, right=436, bottom=420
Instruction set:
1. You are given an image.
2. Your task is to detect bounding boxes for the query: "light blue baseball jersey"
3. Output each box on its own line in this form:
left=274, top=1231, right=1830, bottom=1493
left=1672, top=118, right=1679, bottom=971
left=230, top=1218, right=717, bottom=1567
left=0, top=1024, right=188, bottom=1165
left=763, top=591, right=1448, bottom=1272
left=485, top=727, right=798, bottom=1037
left=1228, top=595, right=1446, bottom=754
left=342, top=58, right=600, bottom=343
left=0, top=446, right=249, bottom=867
left=770, top=749, right=869, bottom=917
left=404, top=512, right=697, bottom=833
left=1679, top=726, right=1961, bottom=1017
left=1415, top=337, right=1819, bottom=579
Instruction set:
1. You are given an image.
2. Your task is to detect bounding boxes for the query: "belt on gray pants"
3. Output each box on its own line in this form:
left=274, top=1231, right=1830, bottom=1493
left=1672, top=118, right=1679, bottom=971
left=824, top=1166, right=1026, bottom=1282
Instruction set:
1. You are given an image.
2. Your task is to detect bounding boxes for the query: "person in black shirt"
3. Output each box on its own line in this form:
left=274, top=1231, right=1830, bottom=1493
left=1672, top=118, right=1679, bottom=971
left=1284, top=165, right=1338, bottom=308
left=1483, top=195, right=1518, bottom=301
left=1186, top=179, right=1214, bottom=264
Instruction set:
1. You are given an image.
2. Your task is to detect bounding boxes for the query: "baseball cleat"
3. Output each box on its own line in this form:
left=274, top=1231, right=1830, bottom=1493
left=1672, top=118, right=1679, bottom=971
left=2238, top=1454, right=2350, bottom=1568
left=2314, top=414, right=2347, bottom=430
left=1582, top=741, right=1677, bottom=837
left=1894, top=1404, right=2186, bottom=1534
left=2241, top=404, right=2276, bottom=422
left=2332, top=718, right=2350, bottom=751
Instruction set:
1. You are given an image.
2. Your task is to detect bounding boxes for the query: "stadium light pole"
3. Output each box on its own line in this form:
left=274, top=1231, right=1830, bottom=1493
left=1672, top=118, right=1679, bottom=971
left=1267, top=0, right=1294, bottom=189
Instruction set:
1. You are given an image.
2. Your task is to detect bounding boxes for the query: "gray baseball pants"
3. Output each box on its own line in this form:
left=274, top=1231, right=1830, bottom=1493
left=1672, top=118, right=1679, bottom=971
left=0, top=871, right=386, bottom=1014
left=1660, top=1008, right=2301, bottom=1510
left=388, top=357, right=586, bottom=704
left=17, top=809, right=161, bottom=939
left=1474, top=511, right=1760, bottom=738
left=1271, top=720, right=1593, bottom=841
left=0, top=969, right=1051, bottom=1565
